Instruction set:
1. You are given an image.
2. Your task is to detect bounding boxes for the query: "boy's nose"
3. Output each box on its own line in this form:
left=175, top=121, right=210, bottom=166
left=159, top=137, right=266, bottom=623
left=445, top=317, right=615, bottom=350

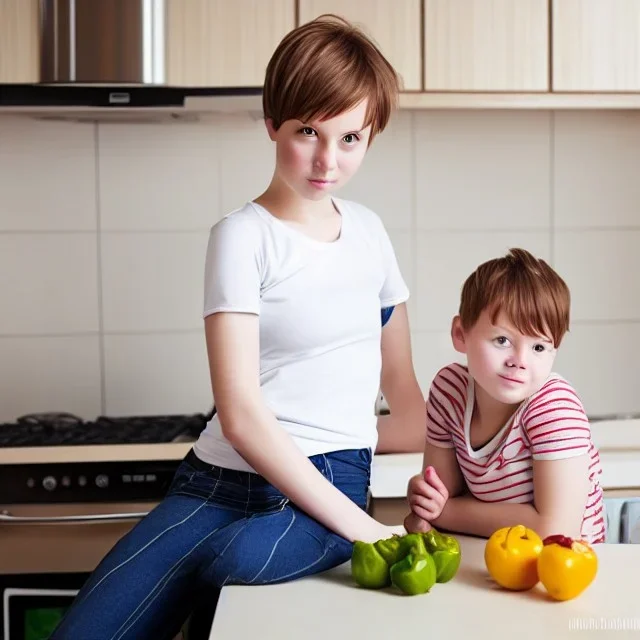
left=506, top=352, right=527, bottom=369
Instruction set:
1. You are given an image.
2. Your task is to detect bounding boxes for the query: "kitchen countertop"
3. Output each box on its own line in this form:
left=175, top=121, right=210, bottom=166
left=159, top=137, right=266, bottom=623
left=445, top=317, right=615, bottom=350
left=370, top=417, right=640, bottom=498
left=210, top=534, right=640, bottom=639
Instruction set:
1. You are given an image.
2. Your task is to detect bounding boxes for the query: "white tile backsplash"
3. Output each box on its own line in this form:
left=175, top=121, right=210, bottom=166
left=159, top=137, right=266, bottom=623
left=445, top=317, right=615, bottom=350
left=0, top=109, right=638, bottom=421
left=387, top=230, right=415, bottom=322
left=0, top=117, right=97, bottom=231
left=103, top=332, right=212, bottom=416
left=555, top=230, right=640, bottom=322
left=218, top=115, right=277, bottom=214
left=0, top=336, right=101, bottom=422
left=554, top=323, right=640, bottom=417
left=415, top=111, right=551, bottom=231
left=411, top=331, right=464, bottom=394
left=98, top=123, right=221, bottom=231
left=101, top=232, right=210, bottom=332
left=0, top=234, right=99, bottom=335
left=554, top=111, right=640, bottom=229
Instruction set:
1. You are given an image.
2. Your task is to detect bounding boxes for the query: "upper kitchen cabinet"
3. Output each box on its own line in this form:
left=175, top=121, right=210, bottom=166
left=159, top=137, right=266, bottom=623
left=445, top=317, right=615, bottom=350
left=165, top=0, right=295, bottom=87
left=424, top=0, right=549, bottom=91
left=298, top=1, right=422, bottom=91
left=0, top=0, right=40, bottom=83
left=553, top=0, right=640, bottom=91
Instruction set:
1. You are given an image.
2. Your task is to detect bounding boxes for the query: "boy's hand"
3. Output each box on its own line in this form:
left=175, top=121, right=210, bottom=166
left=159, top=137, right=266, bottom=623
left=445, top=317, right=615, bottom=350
left=404, top=511, right=431, bottom=533
left=407, top=466, right=449, bottom=521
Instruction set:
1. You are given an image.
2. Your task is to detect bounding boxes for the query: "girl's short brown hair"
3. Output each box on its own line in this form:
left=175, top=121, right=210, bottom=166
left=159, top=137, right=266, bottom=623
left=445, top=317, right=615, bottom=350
left=262, top=14, right=400, bottom=141
left=459, top=248, right=571, bottom=347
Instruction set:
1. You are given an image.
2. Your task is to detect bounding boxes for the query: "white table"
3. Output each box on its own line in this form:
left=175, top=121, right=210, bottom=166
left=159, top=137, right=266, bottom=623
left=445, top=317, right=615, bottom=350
left=210, top=535, right=640, bottom=639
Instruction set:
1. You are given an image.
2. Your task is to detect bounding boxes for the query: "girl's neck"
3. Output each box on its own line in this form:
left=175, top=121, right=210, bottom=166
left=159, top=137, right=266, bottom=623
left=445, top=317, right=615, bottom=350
left=254, top=178, right=336, bottom=223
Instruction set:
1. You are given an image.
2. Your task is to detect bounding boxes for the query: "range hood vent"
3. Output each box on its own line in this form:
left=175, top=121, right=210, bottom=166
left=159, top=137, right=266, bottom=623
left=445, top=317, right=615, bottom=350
left=0, top=0, right=264, bottom=121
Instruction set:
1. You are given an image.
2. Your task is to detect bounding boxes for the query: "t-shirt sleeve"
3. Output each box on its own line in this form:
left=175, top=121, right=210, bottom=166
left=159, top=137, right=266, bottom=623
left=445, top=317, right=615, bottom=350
left=376, top=218, right=409, bottom=308
left=521, top=379, right=592, bottom=461
left=203, top=217, right=263, bottom=318
left=425, top=366, right=467, bottom=449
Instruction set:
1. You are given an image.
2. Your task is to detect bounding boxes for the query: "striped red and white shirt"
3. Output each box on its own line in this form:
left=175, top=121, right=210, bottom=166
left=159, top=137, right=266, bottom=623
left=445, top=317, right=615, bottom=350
left=426, top=363, right=605, bottom=544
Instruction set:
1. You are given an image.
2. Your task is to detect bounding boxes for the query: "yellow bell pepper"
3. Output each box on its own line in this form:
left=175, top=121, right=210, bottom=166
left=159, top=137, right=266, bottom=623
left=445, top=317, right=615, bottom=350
left=484, top=524, right=543, bottom=591
left=537, top=534, right=598, bottom=601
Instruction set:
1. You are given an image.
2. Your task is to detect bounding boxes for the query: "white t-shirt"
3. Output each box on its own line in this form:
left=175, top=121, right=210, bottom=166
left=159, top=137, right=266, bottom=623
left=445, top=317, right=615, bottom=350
left=193, top=198, right=409, bottom=472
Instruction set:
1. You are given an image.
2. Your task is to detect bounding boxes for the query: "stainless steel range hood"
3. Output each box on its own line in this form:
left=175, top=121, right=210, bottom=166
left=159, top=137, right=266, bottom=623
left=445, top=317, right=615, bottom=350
left=0, top=0, right=263, bottom=121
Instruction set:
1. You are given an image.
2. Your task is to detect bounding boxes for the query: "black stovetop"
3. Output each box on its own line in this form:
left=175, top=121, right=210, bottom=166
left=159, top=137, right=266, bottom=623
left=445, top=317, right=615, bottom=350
left=0, top=411, right=211, bottom=448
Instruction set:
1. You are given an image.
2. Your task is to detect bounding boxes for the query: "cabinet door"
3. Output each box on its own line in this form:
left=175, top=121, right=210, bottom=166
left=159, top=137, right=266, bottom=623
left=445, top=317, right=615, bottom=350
left=0, top=0, right=40, bottom=83
left=298, top=0, right=422, bottom=91
left=553, top=0, right=640, bottom=91
left=166, top=0, right=295, bottom=87
left=424, top=0, right=549, bottom=91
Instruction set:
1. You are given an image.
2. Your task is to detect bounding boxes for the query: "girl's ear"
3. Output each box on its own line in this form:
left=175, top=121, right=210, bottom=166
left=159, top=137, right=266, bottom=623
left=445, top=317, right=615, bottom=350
left=451, top=315, right=467, bottom=354
left=265, top=118, right=278, bottom=141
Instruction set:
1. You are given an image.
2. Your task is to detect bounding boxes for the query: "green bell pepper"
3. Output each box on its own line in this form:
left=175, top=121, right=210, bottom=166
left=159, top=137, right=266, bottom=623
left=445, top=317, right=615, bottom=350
left=351, top=540, right=391, bottom=589
left=350, top=529, right=461, bottom=594
left=421, top=528, right=462, bottom=583
left=374, top=533, right=424, bottom=567
left=389, top=534, right=437, bottom=596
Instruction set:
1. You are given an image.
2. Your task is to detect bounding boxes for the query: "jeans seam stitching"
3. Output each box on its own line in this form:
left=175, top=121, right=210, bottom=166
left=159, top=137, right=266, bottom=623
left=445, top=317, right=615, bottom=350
left=110, top=527, right=221, bottom=640
left=206, top=516, right=253, bottom=575
left=75, top=498, right=210, bottom=611
left=325, top=455, right=334, bottom=483
left=106, top=473, right=222, bottom=640
left=268, top=544, right=333, bottom=583
left=247, top=508, right=296, bottom=584
left=245, top=472, right=251, bottom=517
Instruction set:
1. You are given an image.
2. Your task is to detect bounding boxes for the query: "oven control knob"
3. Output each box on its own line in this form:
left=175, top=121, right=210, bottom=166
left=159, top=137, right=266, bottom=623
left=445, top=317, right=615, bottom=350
left=95, top=474, right=109, bottom=488
left=42, top=476, right=57, bottom=491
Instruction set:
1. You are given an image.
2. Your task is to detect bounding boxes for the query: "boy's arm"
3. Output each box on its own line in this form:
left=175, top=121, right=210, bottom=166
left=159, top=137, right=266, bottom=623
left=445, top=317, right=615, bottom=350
left=423, top=445, right=466, bottom=498
left=431, top=454, right=591, bottom=539
left=405, top=440, right=467, bottom=533
left=375, top=303, right=425, bottom=453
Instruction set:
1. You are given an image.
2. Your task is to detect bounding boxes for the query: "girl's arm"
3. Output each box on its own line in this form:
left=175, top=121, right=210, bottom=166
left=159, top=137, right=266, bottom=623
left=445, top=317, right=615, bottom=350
left=375, top=303, right=426, bottom=453
left=206, top=311, right=398, bottom=544
left=431, top=455, right=591, bottom=539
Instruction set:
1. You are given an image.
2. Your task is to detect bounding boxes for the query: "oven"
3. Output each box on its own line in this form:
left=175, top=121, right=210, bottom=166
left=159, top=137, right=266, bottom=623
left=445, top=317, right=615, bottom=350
left=0, top=502, right=155, bottom=640
left=0, top=411, right=207, bottom=640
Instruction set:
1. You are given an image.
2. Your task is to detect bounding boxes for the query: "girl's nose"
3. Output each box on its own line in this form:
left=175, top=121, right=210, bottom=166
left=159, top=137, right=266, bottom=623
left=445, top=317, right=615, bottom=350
left=313, top=143, right=337, bottom=172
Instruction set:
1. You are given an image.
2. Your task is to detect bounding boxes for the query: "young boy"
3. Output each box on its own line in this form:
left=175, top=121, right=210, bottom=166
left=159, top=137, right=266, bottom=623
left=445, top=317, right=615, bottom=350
left=405, top=248, right=605, bottom=544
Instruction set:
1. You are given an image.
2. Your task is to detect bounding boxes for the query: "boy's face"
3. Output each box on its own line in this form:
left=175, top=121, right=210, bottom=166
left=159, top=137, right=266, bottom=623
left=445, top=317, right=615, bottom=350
left=266, top=100, right=371, bottom=201
left=452, top=309, right=558, bottom=406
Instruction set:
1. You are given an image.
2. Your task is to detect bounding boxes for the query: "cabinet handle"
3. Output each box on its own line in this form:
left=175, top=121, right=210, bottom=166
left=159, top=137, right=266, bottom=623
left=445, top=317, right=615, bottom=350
left=0, top=509, right=149, bottom=524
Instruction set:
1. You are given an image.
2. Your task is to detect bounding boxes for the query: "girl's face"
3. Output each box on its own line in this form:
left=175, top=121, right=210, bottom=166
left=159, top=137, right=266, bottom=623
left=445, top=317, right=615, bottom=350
left=266, top=100, right=371, bottom=201
left=452, top=310, right=558, bottom=406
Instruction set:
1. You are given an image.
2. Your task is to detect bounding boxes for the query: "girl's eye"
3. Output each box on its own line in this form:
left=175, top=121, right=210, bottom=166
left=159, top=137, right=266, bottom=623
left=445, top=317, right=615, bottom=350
left=300, top=127, right=316, bottom=136
left=343, top=133, right=360, bottom=144
left=494, top=336, right=510, bottom=347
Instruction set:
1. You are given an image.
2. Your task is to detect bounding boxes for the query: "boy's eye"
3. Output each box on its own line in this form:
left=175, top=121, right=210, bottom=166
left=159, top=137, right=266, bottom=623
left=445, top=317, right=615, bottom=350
left=494, top=336, right=510, bottom=347
left=533, top=344, right=546, bottom=353
left=300, top=127, right=316, bottom=136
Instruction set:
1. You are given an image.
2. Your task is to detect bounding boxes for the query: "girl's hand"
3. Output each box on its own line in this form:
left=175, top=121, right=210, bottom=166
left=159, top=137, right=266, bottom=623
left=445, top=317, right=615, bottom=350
left=358, top=522, right=407, bottom=544
left=407, top=466, right=449, bottom=521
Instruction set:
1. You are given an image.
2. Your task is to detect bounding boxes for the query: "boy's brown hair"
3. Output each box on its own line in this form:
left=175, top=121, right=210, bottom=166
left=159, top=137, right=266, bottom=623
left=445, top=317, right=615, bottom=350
left=458, top=248, right=571, bottom=347
left=262, top=14, right=400, bottom=142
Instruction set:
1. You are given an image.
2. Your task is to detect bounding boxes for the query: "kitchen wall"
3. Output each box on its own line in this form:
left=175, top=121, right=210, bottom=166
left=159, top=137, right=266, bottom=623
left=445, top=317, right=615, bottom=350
left=1, top=109, right=639, bottom=423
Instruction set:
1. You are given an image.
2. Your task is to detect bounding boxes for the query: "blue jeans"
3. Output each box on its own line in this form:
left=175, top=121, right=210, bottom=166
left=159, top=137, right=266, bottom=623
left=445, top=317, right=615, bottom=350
left=51, top=447, right=371, bottom=640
